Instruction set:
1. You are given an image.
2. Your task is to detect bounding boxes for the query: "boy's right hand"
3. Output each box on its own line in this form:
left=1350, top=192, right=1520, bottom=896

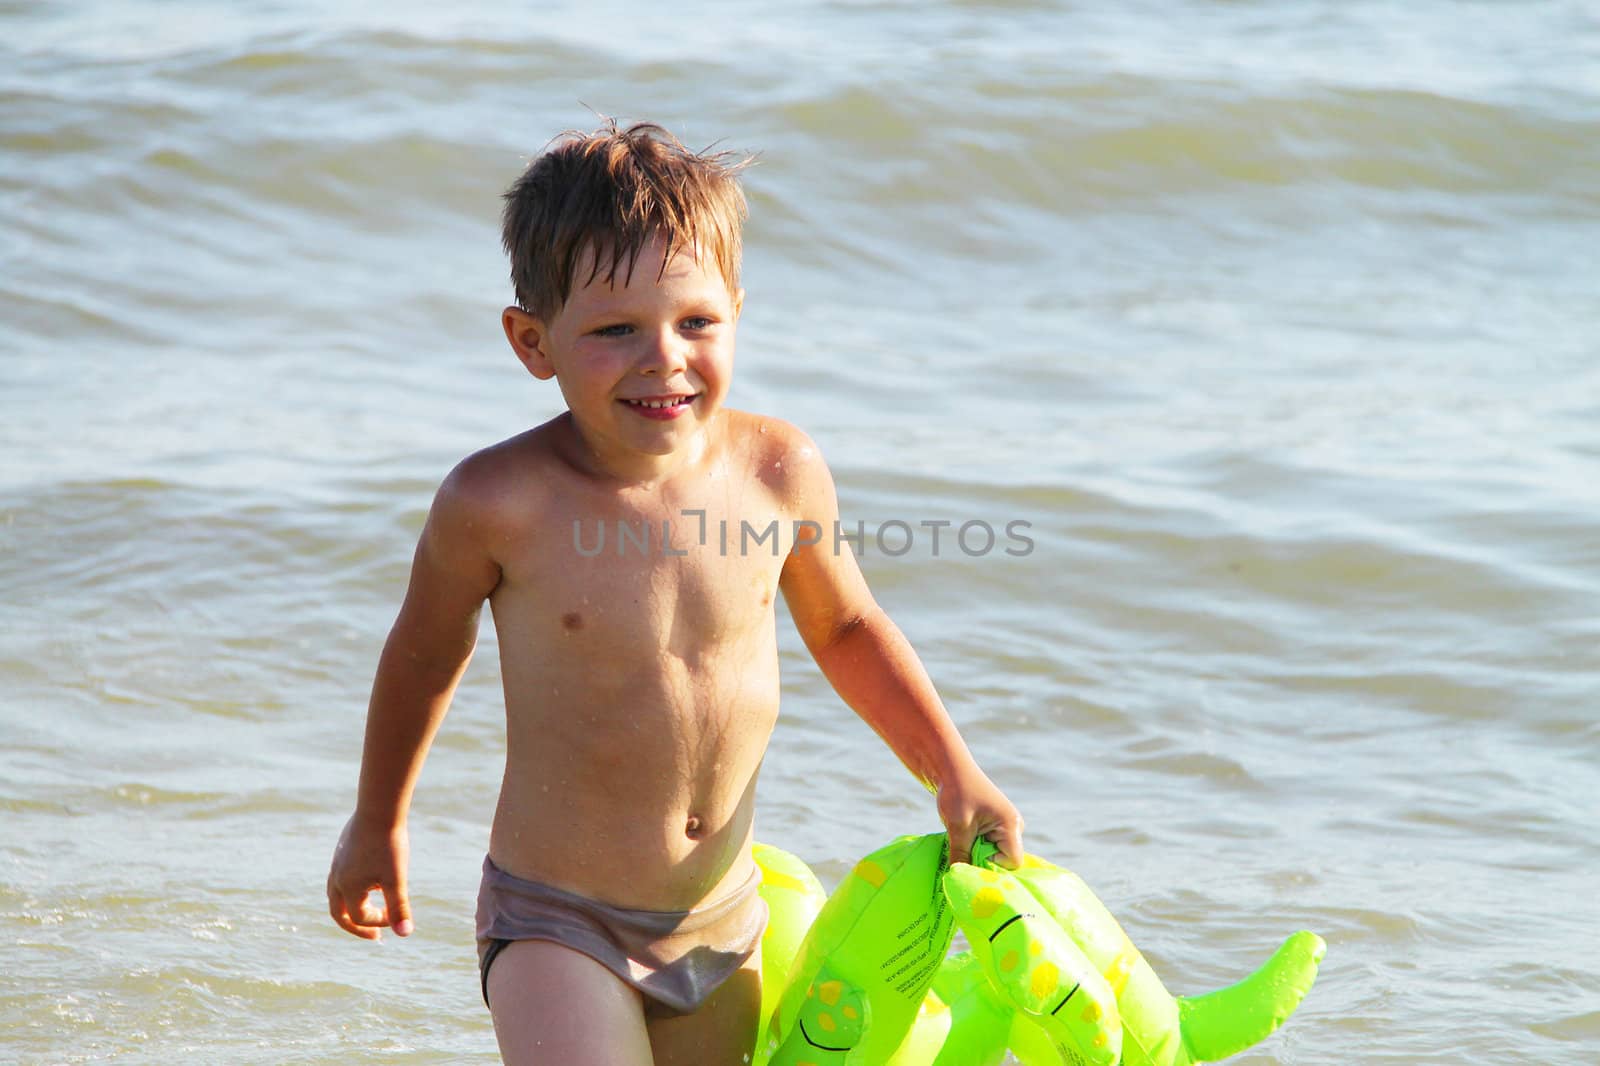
left=327, top=814, right=413, bottom=940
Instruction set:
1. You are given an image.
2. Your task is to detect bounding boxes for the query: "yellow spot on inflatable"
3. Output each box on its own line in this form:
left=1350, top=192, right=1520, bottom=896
left=1000, top=949, right=1020, bottom=973
left=818, top=980, right=842, bottom=1006
left=1029, top=940, right=1043, bottom=958
left=1105, top=948, right=1137, bottom=998
left=852, top=860, right=887, bottom=888
left=817, top=1012, right=836, bottom=1033
left=841, top=1005, right=858, bottom=1020
left=1092, top=1032, right=1108, bottom=1049
left=1082, top=1000, right=1102, bottom=1022
left=761, top=868, right=810, bottom=895
left=971, top=886, right=1004, bottom=920
left=1031, top=961, right=1060, bottom=1000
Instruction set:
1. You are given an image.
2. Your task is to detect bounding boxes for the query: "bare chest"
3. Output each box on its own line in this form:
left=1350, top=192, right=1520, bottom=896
left=492, top=491, right=795, bottom=662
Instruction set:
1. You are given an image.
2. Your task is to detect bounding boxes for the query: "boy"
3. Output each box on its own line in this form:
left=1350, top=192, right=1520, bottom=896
left=326, top=121, right=1024, bottom=1065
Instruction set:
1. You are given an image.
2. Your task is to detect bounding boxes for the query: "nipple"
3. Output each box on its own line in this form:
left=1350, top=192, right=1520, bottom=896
left=685, top=815, right=705, bottom=840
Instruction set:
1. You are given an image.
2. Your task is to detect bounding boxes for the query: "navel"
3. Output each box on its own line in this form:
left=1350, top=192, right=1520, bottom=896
left=684, top=814, right=705, bottom=840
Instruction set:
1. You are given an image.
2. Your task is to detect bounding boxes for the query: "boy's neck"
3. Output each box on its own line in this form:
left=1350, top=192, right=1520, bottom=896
left=554, top=411, right=720, bottom=488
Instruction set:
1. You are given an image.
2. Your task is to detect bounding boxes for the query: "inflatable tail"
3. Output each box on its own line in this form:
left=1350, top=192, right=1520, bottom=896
left=1176, top=931, right=1326, bottom=1063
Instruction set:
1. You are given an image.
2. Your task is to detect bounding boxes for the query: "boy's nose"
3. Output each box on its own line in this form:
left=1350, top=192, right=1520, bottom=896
left=638, top=329, right=689, bottom=375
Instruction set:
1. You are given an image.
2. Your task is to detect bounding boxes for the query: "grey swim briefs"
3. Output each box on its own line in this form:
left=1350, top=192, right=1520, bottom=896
left=475, top=855, right=767, bottom=1018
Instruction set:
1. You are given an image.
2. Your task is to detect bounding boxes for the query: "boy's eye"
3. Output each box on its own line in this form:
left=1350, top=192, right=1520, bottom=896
left=682, top=316, right=714, bottom=331
left=593, top=324, right=633, bottom=337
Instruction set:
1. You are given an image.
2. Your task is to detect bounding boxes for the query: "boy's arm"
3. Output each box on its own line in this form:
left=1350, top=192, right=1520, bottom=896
left=327, top=461, right=504, bottom=940
left=775, top=428, right=1024, bottom=867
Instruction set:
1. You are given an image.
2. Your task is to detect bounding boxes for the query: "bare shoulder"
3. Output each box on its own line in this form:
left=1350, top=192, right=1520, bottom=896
left=433, top=420, right=565, bottom=548
left=721, top=409, right=834, bottom=511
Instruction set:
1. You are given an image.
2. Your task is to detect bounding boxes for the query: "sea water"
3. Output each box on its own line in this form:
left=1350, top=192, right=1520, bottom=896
left=3, top=1, right=1597, bottom=1062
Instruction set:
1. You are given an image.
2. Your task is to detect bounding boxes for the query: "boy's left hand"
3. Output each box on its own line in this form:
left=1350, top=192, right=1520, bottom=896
left=937, top=764, right=1025, bottom=869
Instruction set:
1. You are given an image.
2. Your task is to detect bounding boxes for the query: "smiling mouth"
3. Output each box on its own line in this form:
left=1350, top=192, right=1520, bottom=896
left=620, top=396, right=696, bottom=410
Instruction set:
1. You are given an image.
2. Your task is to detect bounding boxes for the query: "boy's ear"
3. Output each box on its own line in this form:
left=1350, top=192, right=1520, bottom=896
left=732, top=287, right=745, bottom=320
left=502, top=306, right=556, bottom=380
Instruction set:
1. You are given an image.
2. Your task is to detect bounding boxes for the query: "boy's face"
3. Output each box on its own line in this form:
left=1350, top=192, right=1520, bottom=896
left=504, top=233, right=743, bottom=466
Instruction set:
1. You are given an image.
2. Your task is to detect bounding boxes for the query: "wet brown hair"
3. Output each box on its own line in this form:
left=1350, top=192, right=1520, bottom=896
left=501, top=120, right=751, bottom=320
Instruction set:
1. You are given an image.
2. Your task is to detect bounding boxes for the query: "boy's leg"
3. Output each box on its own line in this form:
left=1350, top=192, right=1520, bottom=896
left=646, top=942, right=763, bottom=1066
left=488, top=939, right=654, bottom=1066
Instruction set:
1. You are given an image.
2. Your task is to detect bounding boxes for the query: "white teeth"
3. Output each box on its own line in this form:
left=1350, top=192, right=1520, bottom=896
left=628, top=397, right=688, bottom=408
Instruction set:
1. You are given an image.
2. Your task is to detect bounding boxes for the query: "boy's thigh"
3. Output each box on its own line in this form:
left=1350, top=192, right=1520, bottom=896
left=487, top=939, right=653, bottom=1066
left=646, top=943, right=763, bottom=1066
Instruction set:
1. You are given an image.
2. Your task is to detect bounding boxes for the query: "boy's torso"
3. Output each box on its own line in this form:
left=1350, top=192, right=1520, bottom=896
left=474, top=410, right=801, bottom=912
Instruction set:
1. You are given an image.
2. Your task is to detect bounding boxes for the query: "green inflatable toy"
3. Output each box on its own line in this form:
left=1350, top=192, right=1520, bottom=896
left=893, top=950, right=1013, bottom=1066
left=943, top=859, right=1123, bottom=1065
left=749, top=834, right=1325, bottom=1065
left=948, top=841, right=1326, bottom=1066
left=758, top=833, right=956, bottom=1065
left=753, top=842, right=829, bottom=1035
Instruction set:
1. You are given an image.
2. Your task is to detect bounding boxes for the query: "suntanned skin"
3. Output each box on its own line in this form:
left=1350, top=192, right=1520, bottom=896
left=327, top=235, right=1024, bottom=1065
